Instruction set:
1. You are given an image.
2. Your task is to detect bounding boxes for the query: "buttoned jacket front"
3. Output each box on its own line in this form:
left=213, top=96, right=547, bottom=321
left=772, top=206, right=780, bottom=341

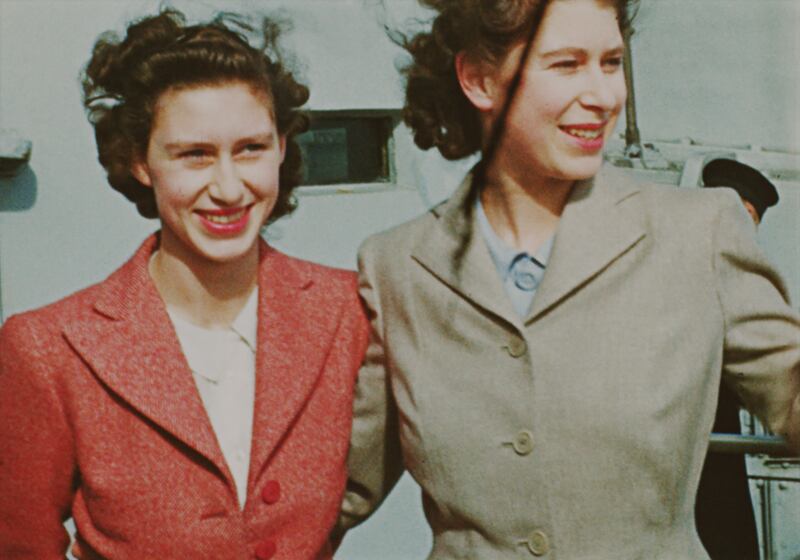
left=339, top=166, right=800, bottom=559
left=0, top=235, right=369, bottom=559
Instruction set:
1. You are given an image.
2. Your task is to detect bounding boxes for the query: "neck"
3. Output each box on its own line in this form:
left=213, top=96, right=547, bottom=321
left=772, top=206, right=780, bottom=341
left=480, top=160, right=574, bottom=254
left=149, top=233, right=259, bottom=329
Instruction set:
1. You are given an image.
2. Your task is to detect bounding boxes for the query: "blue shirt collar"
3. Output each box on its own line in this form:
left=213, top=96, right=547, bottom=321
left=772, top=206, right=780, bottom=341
left=475, top=197, right=553, bottom=280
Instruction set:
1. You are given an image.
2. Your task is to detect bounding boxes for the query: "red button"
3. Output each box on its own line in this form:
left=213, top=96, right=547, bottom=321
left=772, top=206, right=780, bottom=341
left=262, top=480, right=281, bottom=504
left=255, top=539, right=277, bottom=560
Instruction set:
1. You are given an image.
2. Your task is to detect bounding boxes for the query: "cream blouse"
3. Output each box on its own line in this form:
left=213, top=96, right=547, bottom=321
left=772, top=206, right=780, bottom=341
left=167, top=288, right=258, bottom=509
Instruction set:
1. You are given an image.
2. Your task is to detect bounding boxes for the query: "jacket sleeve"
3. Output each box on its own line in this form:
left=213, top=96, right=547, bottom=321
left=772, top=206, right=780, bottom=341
left=712, top=191, right=800, bottom=453
left=333, top=241, right=406, bottom=542
left=0, top=315, right=76, bottom=558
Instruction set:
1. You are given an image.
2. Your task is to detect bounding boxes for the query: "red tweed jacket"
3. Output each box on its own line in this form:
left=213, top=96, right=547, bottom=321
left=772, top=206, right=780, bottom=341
left=0, top=236, right=369, bottom=559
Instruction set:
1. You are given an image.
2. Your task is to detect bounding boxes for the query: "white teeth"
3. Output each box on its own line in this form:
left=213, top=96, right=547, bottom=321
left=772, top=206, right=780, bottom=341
left=203, top=210, right=246, bottom=224
left=563, top=127, right=602, bottom=139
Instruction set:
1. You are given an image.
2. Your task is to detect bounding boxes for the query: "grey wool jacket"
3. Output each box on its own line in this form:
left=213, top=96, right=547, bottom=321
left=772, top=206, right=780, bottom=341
left=337, top=165, right=800, bottom=559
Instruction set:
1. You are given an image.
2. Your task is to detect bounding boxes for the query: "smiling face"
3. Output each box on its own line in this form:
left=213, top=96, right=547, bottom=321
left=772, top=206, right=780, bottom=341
left=132, top=82, right=285, bottom=267
left=471, top=0, right=627, bottom=188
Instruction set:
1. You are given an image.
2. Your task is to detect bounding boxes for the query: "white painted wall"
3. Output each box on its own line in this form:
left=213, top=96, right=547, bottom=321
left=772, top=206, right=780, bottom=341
left=1, top=1, right=798, bottom=558
left=629, top=0, right=800, bottom=151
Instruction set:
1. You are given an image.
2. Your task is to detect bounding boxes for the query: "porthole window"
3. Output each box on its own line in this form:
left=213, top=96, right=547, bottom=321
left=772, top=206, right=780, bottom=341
left=297, top=111, right=397, bottom=186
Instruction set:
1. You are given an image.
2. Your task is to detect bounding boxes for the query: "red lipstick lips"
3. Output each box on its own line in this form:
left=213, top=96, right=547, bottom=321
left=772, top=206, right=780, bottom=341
left=196, top=205, right=251, bottom=235
left=560, top=122, right=606, bottom=151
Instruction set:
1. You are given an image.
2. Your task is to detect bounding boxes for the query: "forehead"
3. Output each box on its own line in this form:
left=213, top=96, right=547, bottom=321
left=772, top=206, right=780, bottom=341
left=155, top=81, right=272, bottom=111
left=535, top=0, right=623, bottom=51
left=150, top=82, right=276, bottom=134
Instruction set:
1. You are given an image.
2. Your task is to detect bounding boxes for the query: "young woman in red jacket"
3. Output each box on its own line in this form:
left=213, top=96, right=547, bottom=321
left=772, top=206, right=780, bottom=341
left=0, top=9, right=367, bottom=559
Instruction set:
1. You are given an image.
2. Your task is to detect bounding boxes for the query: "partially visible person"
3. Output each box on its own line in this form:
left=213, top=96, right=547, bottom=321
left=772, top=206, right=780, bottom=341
left=703, top=158, right=779, bottom=226
left=335, top=1, right=800, bottom=558
left=695, top=157, right=781, bottom=560
left=0, top=9, right=367, bottom=559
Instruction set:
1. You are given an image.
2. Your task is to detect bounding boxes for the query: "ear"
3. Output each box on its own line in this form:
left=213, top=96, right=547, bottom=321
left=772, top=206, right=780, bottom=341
left=455, top=50, right=499, bottom=113
left=279, top=134, right=287, bottom=165
left=131, top=158, right=153, bottom=188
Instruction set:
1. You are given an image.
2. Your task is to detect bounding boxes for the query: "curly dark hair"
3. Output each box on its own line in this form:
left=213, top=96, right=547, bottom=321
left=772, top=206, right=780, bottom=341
left=400, top=0, right=637, bottom=160
left=81, top=9, right=309, bottom=222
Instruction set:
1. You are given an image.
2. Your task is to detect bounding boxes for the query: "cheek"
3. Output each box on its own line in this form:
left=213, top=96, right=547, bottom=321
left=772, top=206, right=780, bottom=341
left=246, top=159, right=282, bottom=198
left=612, top=76, right=628, bottom=109
left=509, top=76, right=557, bottom=119
left=523, top=84, right=567, bottom=120
left=151, top=170, right=203, bottom=208
left=266, top=153, right=284, bottom=179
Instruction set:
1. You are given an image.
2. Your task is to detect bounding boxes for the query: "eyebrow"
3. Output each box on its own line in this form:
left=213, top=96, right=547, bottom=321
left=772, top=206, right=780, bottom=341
left=164, top=132, right=276, bottom=152
left=539, top=45, right=625, bottom=59
left=235, top=133, right=276, bottom=147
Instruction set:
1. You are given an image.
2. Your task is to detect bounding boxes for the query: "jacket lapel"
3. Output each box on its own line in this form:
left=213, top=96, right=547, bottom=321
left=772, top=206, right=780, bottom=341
left=411, top=166, right=647, bottom=326
left=527, top=166, right=646, bottom=323
left=62, top=236, right=228, bottom=476
left=247, top=242, right=329, bottom=489
left=411, top=175, right=520, bottom=326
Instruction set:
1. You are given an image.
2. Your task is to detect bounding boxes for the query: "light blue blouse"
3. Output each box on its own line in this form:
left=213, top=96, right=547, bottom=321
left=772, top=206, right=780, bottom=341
left=476, top=199, right=553, bottom=317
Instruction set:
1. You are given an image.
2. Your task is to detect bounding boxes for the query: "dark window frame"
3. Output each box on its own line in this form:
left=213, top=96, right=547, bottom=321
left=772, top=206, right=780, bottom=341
left=296, top=109, right=400, bottom=188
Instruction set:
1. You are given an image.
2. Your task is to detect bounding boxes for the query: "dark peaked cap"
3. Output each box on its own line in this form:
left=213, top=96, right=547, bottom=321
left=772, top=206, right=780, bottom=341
left=702, top=158, right=779, bottom=219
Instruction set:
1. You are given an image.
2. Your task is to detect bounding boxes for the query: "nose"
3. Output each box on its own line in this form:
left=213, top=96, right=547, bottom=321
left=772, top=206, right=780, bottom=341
left=208, top=155, right=245, bottom=205
left=579, top=67, right=623, bottom=114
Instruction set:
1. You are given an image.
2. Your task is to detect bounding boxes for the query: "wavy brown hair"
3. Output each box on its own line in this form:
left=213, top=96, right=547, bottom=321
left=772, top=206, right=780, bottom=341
left=81, top=9, right=309, bottom=222
left=400, top=0, right=636, bottom=160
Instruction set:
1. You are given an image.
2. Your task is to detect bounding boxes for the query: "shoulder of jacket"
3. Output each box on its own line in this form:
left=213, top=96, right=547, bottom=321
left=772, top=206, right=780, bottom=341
left=2, top=281, right=103, bottom=334
left=281, top=252, right=356, bottom=283
left=0, top=283, right=105, bottom=375
left=264, top=251, right=361, bottom=310
left=625, top=174, right=736, bottom=225
left=359, top=207, right=439, bottom=259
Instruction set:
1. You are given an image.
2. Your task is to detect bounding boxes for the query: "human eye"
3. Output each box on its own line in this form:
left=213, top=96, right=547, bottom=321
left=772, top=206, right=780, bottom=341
left=175, top=147, right=213, bottom=168
left=602, top=54, right=624, bottom=72
left=243, top=143, right=267, bottom=154
left=234, top=144, right=267, bottom=162
left=236, top=135, right=273, bottom=159
left=551, top=58, right=579, bottom=71
left=179, top=148, right=210, bottom=160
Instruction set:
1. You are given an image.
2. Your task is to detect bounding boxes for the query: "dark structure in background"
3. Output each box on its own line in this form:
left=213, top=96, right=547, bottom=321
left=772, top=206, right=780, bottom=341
left=696, top=158, right=780, bottom=560
left=703, top=158, right=779, bottom=224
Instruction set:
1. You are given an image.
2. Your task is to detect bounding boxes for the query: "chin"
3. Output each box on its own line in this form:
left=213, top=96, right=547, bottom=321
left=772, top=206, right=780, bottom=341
left=193, top=237, right=260, bottom=265
left=561, top=155, right=604, bottom=181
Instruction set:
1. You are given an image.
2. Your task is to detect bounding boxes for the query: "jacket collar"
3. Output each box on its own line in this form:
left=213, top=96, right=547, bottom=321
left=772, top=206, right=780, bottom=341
left=411, top=164, right=647, bottom=326
left=63, top=234, right=318, bottom=497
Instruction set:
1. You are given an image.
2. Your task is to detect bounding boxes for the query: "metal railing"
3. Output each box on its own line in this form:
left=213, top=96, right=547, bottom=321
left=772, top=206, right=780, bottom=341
left=708, top=433, right=793, bottom=457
